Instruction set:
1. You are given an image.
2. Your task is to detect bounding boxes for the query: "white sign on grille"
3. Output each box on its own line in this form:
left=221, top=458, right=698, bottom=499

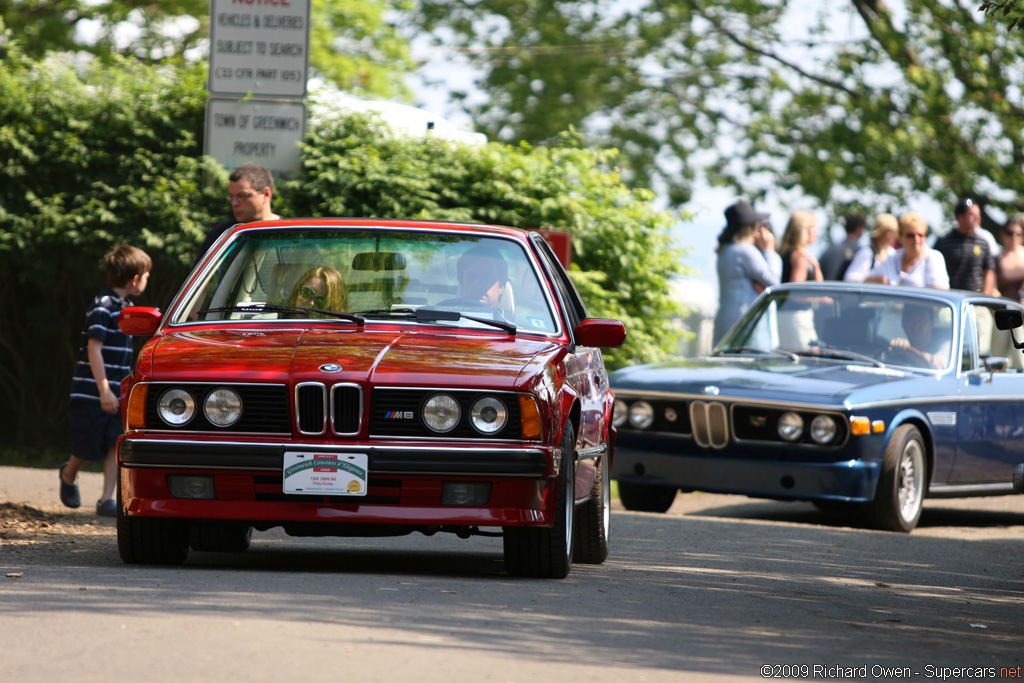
left=208, top=0, right=311, bottom=98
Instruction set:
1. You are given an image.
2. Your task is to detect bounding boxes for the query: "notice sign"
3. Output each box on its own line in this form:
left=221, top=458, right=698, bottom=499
left=283, top=452, right=369, bottom=496
left=209, top=0, right=311, bottom=98
left=205, top=98, right=306, bottom=178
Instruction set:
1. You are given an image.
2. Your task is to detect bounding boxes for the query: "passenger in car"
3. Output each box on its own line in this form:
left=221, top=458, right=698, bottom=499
left=288, top=265, right=349, bottom=317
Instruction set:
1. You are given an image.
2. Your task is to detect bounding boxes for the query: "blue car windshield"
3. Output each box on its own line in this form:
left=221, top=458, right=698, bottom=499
left=716, top=288, right=956, bottom=371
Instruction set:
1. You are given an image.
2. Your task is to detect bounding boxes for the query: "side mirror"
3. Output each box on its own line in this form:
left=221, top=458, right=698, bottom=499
left=994, top=308, right=1024, bottom=351
left=119, top=307, right=162, bottom=336
left=994, top=308, right=1023, bottom=330
left=574, top=318, right=626, bottom=348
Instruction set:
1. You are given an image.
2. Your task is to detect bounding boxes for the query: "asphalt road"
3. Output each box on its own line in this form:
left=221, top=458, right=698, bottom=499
left=2, top=466, right=1022, bottom=682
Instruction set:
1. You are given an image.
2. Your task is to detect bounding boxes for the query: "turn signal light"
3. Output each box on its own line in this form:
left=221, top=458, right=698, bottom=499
left=519, top=396, right=543, bottom=440
left=126, top=384, right=148, bottom=431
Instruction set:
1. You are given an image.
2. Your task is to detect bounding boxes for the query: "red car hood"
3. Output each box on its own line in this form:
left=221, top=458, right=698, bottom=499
left=143, top=327, right=559, bottom=390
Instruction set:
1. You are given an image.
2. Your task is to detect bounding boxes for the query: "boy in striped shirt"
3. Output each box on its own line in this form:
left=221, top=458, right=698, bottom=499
left=60, top=244, right=151, bottom=516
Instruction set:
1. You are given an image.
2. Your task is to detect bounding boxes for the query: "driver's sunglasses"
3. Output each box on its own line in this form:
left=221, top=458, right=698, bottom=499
left=299, top=285, right=326, bottom=306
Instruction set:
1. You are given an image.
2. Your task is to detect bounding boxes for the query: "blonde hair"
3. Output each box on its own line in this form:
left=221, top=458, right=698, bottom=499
left=290, top=265, right=348, bottom=316
left=897, top=212, right=928, bottom=238
left=870, top=214, right=898, bottom=260
left=779, top=210, right=817, bottom=253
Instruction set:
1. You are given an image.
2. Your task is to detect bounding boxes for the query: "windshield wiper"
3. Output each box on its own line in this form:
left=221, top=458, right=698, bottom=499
left=718, top=346, right=798, bottom=362
left=354, top=308, right=418, bottom=318
left=414, top=307, right=517, bottom=335
left=197, top=304, right=365, bottom=326
left=806, top=346, right=884, bottom=368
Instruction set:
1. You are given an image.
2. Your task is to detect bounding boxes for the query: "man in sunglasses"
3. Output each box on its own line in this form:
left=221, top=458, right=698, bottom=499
left=193, top=163, right=281, bottom=267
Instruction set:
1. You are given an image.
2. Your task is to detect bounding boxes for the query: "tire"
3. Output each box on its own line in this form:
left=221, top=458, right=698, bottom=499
left=503, top=424, right=575, bottom=578
left=617, top=481, right=677, bottom=513
left=116, top=481, right=190, bottom=565
left=189, top=523, right=253, bottom=553
left=574, top=452, right=610, bottom=564
left=865, top=424, right=926, bottom=532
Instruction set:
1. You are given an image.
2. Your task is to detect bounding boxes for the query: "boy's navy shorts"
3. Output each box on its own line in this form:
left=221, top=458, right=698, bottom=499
left=69, top=400, right=122, bottom=461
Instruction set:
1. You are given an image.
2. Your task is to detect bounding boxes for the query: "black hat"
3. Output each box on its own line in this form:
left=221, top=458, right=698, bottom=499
left=719, top=201, right=769, bottom=243
left=954, top=197, right=975, bottom=216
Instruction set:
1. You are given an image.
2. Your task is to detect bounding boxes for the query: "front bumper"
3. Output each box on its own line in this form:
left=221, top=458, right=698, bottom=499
left=117, top=436, right=555, bottom=527
left=612, top=441, right=882, bottom=503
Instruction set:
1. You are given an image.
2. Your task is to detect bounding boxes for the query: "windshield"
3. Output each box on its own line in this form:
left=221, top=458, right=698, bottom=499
left=173, top=228, right=558, bottom=333
left=716, top=288, right=956, bottom=371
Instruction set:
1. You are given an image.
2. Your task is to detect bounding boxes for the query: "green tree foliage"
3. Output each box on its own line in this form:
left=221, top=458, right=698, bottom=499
left=283, top=119, right=688, bottom=369
left=0, top=52, right=687, bottom=450
left=0, top=0, right=415, bottom=98
left=0, top=50, right=226, bottom=450
left=417, top=0, right=1024, bottom=227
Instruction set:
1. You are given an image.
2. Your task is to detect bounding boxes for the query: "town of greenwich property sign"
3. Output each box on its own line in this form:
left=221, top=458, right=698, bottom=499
left=208, top=0, right=311, bottom=98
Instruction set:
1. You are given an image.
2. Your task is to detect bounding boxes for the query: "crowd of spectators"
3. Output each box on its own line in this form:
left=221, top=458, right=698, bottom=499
left=713, top=197, right=1024, bottom=346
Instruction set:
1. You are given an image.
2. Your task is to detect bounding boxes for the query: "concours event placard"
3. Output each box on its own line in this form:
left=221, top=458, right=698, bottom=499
left=283, top=452, right=368, bottom=496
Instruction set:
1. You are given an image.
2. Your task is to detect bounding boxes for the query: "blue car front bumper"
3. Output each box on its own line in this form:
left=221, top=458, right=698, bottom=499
left=613, top=443, right=883, bottom=503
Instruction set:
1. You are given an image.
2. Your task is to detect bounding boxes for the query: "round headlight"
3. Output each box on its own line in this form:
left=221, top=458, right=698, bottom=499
left=777, top=411, right=804, bottom=442
left=158, top=388, right=195, bottom=426
left=423, top=393, right=461, bottom=433
left=612, top=400, right=628, bottom=427
left=204, top=388, right=242, bottom=427
left=470, top=396, right=508, bottom=434
left=629, top=401, right=655, bottom=430
left=810, top=415, right=837, bottom=444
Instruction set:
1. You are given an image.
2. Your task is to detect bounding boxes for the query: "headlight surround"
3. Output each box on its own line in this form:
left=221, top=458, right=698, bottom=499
left=470, top=396, right=508, bottom=434
left=810, top=415, right=837, bottom=444
left=204, top=387, right=242, bottom=427
left=157, top=388, right=196, bottom=426
left=777, top=411, right=804, bottom=442
left=628, top=401, right=655, bottom=430
left=612, top=400, right=628, bottom=427
left=423, top=393, right=461, bottom=433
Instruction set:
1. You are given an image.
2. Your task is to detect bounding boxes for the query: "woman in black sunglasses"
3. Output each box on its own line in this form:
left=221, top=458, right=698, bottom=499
left=289, top=265, right=348, bottom=317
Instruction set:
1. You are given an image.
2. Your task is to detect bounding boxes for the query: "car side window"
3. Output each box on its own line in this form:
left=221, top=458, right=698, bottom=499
left=972, top=302, right=1024, bottom=371
left=533, top=235, right=587, bottom=331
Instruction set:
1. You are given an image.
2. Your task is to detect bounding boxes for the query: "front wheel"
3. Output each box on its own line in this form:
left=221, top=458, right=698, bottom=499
left=504, top=424, right=575, bottom=578
left=116, top=478, right=190, bottom=565
left=617, top=481, right=677, bottom=513
left=865, top=424, right=926, bottom=532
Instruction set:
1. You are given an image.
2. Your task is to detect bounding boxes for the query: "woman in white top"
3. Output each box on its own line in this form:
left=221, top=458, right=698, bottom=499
left=844, top=213, right=898, bottom=283
left=866, top=212, right=949, bottom=289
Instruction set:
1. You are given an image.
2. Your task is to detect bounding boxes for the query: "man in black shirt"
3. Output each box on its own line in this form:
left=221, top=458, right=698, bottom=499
left=819, top=213, right=865, bottom=281
left=933, top=198, right=996, bottom=294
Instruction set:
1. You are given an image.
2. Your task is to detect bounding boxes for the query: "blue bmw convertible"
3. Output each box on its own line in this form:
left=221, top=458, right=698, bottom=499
left=610, top=282, right=1024, bottom=532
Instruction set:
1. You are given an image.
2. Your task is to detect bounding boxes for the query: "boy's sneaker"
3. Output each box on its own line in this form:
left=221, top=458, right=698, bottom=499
left=96, top=499, right=117, bottom=517
left=58, top=463, right=81, bottom=509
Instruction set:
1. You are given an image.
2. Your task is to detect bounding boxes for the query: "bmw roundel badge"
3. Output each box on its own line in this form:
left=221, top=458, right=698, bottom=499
left=319, top=363, right=343, bottom=373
